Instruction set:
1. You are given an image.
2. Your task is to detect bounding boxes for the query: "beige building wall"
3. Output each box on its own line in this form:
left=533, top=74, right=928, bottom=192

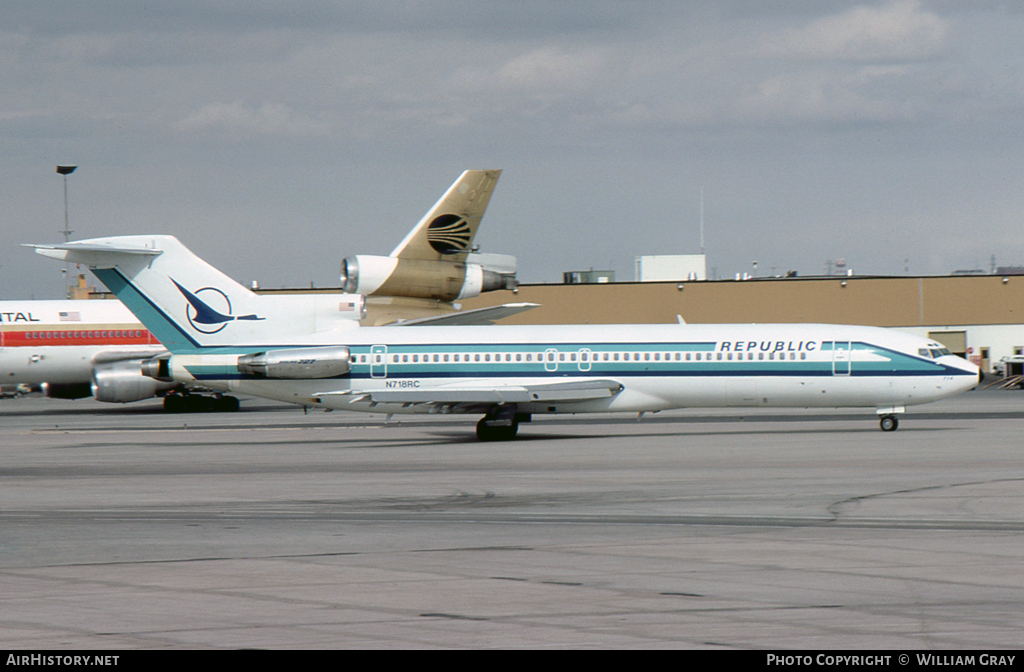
left=459, top=275, right=1024, bottom=328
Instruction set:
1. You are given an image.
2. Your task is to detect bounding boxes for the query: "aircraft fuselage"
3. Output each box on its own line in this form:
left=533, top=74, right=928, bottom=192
left=165, top=322, right=979, bottom=415
left=0, top=300, right=160, bottom=388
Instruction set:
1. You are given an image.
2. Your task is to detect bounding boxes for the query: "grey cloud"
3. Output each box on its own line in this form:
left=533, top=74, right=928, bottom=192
left=173, top=101, right=333, bottom=137
left=1, top=1, right=662, bottom=38
left=3, top=2, right=1024, bottom=299
left=758, top=0, right=949, bottom=62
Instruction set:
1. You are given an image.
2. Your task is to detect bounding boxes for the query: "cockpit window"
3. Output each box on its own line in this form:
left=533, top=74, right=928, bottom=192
left=918, top=348, right=931, bottom=358
left=939, top=348, right=951, bottom=356
left=929, top=349, right=943, bottom=358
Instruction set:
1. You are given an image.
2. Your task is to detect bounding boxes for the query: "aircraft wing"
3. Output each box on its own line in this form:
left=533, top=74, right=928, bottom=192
left=318, top=378, right=623, bottom=407
left=91, top=346, right=169, bottom=365
left=387, top=302, right=540, bottom=326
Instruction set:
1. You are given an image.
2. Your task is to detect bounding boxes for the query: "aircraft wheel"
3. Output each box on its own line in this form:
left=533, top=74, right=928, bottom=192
left=183, top=394, right=210, bottom=413
left=476, top=416, right=519, bottom=442
left=163, top=394, right=185, bottom=413
left=219, top=395, right=240, bottom=412
left=879, top=414, right=899, bottom=432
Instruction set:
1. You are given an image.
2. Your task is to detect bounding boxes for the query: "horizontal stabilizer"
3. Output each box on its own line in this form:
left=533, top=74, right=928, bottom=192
left=29, top=242, right=163, bottom=265
left=389, top=302, right=540, bottom=326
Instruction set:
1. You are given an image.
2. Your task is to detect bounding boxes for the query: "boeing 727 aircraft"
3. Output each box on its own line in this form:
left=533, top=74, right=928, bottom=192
left=6, top=169, right=519, bottom=410
left=34, top=235, right=981, bottom=440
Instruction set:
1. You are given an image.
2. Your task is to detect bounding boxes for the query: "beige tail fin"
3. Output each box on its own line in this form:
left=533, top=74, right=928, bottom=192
left=389, top=169, right=501, bottom=261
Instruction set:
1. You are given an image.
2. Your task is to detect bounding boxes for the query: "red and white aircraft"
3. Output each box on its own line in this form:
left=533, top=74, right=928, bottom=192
left=0, top=299, right=187, bottom=405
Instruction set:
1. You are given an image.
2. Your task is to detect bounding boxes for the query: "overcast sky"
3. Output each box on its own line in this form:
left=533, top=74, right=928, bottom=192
left=3, top=1, right=1024, bottom=299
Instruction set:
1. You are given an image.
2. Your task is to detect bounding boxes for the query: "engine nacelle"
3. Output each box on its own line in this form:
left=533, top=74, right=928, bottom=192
left=237, top=346, right=351, bottom=379
left=341, top=254, right=516, bottom=302
left=91, top=359, right=178, bottom=403
left=141, top=356, right=173, bottom=382
left=42, top=382, right=92, bottom=400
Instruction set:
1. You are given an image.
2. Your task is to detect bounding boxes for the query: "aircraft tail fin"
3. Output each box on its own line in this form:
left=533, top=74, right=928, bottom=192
left=32, top=236, right=364, bottom=352
left=389, top=169, right=501, bottom=261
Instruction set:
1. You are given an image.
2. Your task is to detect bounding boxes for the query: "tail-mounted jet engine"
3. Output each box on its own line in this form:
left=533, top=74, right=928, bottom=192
left=340, top=253, right=517, bottom=302
left=236, top=346, right=352, bottom=379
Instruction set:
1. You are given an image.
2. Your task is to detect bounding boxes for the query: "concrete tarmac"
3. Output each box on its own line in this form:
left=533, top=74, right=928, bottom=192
left=2, top=389, right=1023, bottom=649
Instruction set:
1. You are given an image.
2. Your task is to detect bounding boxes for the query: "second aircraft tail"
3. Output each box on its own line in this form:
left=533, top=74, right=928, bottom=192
left=388, top=169, right=502, bottom=261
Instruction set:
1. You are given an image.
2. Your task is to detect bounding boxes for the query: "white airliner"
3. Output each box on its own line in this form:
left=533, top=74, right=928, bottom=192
left=6, top=170, right=520, bottom=410
left=34, top=235, right=981, bottom=440
left=0, top=300, right=178, bottom=402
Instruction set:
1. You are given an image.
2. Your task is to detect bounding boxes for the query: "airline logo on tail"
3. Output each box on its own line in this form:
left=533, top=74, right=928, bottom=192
left=172, top=279, right=264, bottom=334
left=427, top=214, right=472, bottom=254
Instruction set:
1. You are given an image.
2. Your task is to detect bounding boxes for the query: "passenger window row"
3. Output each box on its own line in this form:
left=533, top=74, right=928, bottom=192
left=24, top=330, right=146, bottom=339
left=353, top=350, right=808, bottom=364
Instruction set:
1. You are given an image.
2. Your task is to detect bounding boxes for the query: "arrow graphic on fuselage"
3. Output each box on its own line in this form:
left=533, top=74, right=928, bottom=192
left=172, top=279, right=263, bottom=324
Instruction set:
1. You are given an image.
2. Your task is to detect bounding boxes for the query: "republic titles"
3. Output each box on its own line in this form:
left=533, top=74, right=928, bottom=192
left=718, top=339, right=817, bottom=353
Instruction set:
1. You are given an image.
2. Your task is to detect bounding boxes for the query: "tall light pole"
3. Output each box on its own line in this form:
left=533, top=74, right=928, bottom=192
left=56, top=165, right=77, bottom=242
left=56, top=165, right=78, bottom=298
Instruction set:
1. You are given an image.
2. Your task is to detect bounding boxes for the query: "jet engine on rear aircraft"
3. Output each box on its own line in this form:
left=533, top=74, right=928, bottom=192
left=91, top=359, right=178, bottom=403
left=340, top=254, right=517, bottom=302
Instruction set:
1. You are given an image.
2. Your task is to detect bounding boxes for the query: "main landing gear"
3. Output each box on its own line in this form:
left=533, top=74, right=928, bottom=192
left=879, top=414, right=899, bottom=432
left=163, top=392, right=240, bottom=413
left=476, top=406, right=530, bottom=441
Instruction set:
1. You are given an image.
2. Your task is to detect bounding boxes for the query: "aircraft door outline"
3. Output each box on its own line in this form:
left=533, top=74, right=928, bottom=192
left=832, top=341, right=851, bottom=376
left=578, top=348, right=592, bottom=372
left=371, top=345, right=388, bottom=378
left=544, top=348, right=558, bottom=372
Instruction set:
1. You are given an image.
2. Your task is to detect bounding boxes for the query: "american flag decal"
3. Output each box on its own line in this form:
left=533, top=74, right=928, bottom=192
left=339, top=302, right=354, bottom=311
left=59, top=311, right=81, bottom=321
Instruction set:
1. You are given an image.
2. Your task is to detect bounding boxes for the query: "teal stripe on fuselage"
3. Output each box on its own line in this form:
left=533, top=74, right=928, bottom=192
left=181, top=340, right=968, bottom=381
left=92, top=269, right=202, bottom=354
